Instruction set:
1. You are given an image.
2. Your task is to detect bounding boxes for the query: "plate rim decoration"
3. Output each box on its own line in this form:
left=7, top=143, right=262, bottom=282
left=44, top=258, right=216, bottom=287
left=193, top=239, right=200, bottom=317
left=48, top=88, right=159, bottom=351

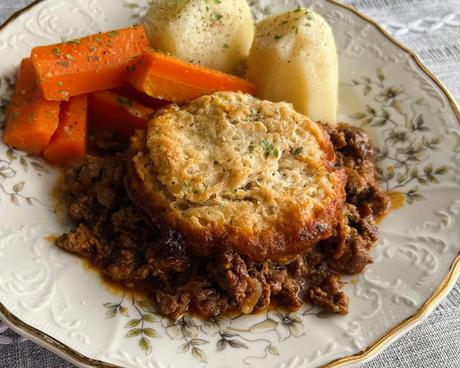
left=0, top=1, right=459, bottom=368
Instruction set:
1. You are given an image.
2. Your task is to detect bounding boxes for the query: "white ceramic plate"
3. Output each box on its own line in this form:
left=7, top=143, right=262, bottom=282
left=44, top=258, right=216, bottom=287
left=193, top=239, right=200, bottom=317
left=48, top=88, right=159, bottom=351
left=0, top=1, right=459, bottom=367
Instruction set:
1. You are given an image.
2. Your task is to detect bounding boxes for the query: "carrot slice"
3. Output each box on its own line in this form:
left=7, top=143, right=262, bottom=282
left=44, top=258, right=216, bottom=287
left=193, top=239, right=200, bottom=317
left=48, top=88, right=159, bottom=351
left=88, top=90, right=154, bottom=137
left=113, top=85, right=170, bottom=110
left=2, top=58, right=60, bottom=154
left=125, top=49, right=257, bottom=102
left=31, top=25, right=149, bottom=101
left=43, top=95, right=88, bottom=166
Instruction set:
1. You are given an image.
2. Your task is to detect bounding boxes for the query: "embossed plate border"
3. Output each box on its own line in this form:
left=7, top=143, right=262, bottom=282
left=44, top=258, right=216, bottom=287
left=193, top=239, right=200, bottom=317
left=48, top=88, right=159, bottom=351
left=0, top=1, right=459, bottom=367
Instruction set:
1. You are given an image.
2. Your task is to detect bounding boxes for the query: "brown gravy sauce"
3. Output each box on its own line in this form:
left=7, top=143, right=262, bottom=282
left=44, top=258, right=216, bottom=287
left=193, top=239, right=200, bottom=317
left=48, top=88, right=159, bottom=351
left=79, top=258, right=287, bottom=319
left=376, top=191, right=405, bottom=223
left=46, top=190, right=404, bottom=316
left=81, top=259, right=138, bottom=297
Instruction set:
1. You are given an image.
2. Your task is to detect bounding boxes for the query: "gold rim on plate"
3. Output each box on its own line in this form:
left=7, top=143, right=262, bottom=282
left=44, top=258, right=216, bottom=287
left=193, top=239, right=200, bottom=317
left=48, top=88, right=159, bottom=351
left=0, top=1, right=459, bottom=367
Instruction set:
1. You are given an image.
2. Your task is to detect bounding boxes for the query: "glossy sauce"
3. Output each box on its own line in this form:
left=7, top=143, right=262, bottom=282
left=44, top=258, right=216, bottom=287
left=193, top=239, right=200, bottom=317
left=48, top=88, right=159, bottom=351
left=44, top=234, right=58, bottom=242
left=51, top=175, right=68, bottom=215
left=81, top=259, right=134, bottom=297
left=81, top=259, right=298, bottom=318
left=376, top=191, right=405, bottom=224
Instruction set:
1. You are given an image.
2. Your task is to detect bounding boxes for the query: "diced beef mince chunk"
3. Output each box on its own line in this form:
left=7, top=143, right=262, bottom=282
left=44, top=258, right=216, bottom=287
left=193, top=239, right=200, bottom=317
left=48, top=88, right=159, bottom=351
left=308, top=274, right=348, bottom=314
left=56, top=223, right=101, bottom=258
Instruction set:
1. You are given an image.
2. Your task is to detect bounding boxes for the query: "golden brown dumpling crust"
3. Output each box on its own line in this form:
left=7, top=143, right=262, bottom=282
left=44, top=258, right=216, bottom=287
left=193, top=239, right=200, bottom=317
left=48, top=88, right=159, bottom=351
left=126, top=92, right=346, bottom=262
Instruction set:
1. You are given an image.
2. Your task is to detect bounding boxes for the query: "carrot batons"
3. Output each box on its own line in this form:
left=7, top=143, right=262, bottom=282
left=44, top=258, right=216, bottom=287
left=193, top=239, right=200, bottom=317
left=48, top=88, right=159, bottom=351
left=3, top=58, right=60, bottom=154
left=43, top=95, right=88, bottom=166
left=113, top=85, right=169, bottom=110
left=125, top=49, right=257, bottom=102
left=31, top=25, right=149, bottom=101
left=88, top=90, right=154, bottom=137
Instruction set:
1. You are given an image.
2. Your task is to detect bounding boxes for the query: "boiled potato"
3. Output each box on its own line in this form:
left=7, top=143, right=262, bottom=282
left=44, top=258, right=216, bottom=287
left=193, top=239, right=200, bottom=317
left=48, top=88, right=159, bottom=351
left=246, top=8, right=338, bottom=124
left=142, top=0, right=254, bottom=74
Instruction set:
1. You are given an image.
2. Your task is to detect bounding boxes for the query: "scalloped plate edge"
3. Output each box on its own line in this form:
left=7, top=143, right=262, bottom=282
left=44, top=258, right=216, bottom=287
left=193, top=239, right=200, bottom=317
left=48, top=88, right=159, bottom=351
left=0, top=1, right=459, bottom=368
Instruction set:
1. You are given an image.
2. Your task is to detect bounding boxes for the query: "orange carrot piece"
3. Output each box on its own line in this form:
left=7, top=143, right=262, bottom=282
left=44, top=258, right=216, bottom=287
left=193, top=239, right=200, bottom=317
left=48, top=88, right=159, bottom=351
left=2, top=58, right=60, bottom=154
left=31, top=25, right=149, bottom=101
left=113, top=85, right=170, bottom=110
left=43, top=95, right=88, bottom=166
left=88, top=90, right=154, bottom=137
left=125, top=49, right=257, bottom=102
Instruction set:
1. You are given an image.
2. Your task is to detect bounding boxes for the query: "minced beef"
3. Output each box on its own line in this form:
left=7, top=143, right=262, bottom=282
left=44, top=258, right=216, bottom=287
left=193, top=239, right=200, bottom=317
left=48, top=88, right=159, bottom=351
left=55, top=123, right=390, bottom=319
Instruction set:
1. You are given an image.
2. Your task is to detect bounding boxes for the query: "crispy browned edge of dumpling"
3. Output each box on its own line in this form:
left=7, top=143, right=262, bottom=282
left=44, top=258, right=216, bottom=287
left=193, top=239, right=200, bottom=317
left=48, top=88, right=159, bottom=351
left=124, top=125, right=346, bottom=263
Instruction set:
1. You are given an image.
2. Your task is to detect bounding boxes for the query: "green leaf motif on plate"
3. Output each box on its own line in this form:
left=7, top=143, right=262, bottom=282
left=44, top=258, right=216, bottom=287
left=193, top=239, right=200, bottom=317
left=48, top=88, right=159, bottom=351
left=100, top=293, right=323, bottom=362
left=348, top=68, right=450, bottom=205
left=192, top=346, right=207, bottom=363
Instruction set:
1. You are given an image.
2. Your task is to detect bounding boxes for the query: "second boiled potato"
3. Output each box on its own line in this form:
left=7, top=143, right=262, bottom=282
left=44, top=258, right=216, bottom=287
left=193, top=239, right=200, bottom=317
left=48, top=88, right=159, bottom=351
left=142, top=0, right=254, bottom=74
left=247, top=8, right=338, bottom=124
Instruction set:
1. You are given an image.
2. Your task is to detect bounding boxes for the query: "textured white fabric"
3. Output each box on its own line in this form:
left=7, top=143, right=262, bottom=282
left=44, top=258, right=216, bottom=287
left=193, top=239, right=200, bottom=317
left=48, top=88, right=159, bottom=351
left=0, top=0, right=459, bottom=367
